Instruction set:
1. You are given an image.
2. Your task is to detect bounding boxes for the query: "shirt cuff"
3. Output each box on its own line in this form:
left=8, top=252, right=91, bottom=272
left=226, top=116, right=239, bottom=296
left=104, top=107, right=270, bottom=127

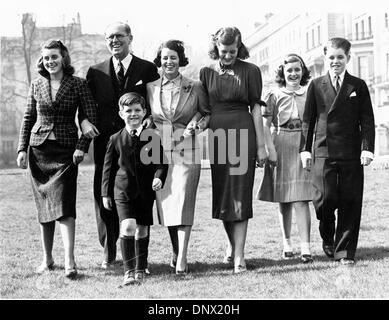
left=361, top=150, right=374, bottom=159
left=300, top=151, right=312, bottom=161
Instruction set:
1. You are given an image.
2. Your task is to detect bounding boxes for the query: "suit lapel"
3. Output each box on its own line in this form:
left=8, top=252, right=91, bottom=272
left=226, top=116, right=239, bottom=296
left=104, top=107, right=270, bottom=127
left=150, top=79, right=169, bottom=120
left=328, top=71, right=355, bottom=114
left=172, top=76, right=192, bottom=121
left=54, top=75, right=73, bottom=104
left=124, top=55, right=141, bottom=90
left=98, top=58, right=117, bottom=98
left=38, top=77, right=52, bottom=105
left=322, top=73, right=337, bottom=113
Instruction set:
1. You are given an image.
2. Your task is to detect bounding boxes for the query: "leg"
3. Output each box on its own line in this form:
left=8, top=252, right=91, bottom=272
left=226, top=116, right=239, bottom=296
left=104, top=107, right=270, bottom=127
left=232, top=219, right=248, bottom=273
left=279, top=203, right=293, bottom=257
left=176, top=225, right=192, bottom=272
left=135, top=225, right=149, bottom=283
left=37, top=221, right=55, bottom=271
left=168, top=226, right=179, bottom=266
left=58, top=217, right=76, bottom=269
left=222, top=221, right=235, bottom=263
left=293, top=201, right=312, bottom=262
left=312, top=158, right=338, bottom=247
left=335, top=160, right=364, bottom=261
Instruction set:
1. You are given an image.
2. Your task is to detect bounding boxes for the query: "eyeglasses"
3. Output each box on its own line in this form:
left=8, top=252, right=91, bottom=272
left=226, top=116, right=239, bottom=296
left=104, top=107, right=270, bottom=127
left=105, top=34, right=129, bottom=41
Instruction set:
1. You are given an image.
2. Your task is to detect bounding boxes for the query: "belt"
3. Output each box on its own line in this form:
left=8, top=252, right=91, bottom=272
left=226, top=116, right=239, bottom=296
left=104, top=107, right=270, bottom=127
left=280, top=119, right=301, bottom=130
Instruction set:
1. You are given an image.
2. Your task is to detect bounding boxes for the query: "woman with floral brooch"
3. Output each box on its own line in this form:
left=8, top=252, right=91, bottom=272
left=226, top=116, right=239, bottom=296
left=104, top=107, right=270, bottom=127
left=146, top=39, right=210, bottom=275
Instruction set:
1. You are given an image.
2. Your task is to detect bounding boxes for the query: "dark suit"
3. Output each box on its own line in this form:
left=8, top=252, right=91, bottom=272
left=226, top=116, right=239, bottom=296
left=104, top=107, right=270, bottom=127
left=300, top=71, right=375, bottom=260
left=18, top=75, right=97, bottom=154
left=84, top=55, right=159, bottom=262
left=101, top=128, right=168, bottom=208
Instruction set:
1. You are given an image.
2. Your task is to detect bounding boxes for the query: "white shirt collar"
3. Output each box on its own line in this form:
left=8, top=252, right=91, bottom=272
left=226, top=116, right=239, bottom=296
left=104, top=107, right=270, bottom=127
left=113, top=53, right=133, bottom=74
left=125, top=124, right=143, bottom=137
left=329, top=70, right=346, bottom=86
left=162, top=73, right=181, bottom=86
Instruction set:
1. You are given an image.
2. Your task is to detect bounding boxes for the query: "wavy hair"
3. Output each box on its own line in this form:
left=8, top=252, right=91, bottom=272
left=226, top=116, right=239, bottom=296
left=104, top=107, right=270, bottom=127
left=208, top=26, right=250, bottom=60
left=275, top=53, right=311, bottom=87
left=153, top=39, right=189, bottom=67
left=37, top=39, right=74, bottom=78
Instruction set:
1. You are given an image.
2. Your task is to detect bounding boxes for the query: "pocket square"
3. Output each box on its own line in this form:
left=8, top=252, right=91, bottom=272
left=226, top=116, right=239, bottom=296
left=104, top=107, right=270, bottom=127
left=350, top=91, right=357, bottom=97
left=135, top=80, right=143, bottom=86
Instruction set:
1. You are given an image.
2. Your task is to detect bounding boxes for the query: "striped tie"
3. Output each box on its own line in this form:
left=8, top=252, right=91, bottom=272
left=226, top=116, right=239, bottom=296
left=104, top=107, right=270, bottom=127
left=117, top=61, right=125, bottom=90
left=334, top=75, right=340, bottom=93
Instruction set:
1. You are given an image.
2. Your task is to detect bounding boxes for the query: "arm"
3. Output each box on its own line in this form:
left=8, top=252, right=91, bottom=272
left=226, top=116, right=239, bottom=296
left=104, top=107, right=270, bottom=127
left=75, top=78, right=99, bottom=156
left=262, top=116, right=277, bottom=166
left=101, top=136, right=117, bottom=210
left=300, top=81, right=317, bottom=169
left=359, top=80, right=375, bottom=166
left=252, top=104, right=268, bottom=167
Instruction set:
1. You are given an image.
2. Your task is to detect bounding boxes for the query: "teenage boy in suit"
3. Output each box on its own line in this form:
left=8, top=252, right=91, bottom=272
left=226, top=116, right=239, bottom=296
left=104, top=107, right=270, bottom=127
left=79, top=22, right=160, bottom=270
left=300, top=37, right=375, bottom=265
left=101, top=92, right=167, bottom=285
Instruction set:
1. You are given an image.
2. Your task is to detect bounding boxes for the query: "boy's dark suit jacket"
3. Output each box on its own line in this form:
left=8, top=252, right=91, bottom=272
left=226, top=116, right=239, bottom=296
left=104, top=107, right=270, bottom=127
left=300, top=71, right=375, bottom=158
left=101, top=128, right=168, bottom=202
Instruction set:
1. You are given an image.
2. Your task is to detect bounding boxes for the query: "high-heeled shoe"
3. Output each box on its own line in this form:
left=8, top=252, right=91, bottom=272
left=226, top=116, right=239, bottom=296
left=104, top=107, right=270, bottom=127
left=36, top=260, right=55, bottom=274
left=65, top=263, right=77, bottom=279
left=175, top=265, right=189, bottom=276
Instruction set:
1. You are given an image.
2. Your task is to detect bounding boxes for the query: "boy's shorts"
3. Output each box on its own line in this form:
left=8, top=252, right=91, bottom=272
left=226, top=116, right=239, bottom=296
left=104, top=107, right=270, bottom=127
left=115, top=197, right=153, bottom=226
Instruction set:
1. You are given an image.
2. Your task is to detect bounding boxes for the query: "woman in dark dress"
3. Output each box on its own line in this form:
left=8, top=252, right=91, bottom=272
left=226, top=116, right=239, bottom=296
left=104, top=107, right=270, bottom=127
left=200, top=27, right=267, bottom=273
left=16, top=39, right=97, bottom=278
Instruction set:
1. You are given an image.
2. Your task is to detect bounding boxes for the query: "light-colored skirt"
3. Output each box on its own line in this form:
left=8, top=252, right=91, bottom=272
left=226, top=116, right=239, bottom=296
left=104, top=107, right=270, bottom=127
left=257, top=127, right=313, bottom=203
left=156, top=149, right=201, bottom=226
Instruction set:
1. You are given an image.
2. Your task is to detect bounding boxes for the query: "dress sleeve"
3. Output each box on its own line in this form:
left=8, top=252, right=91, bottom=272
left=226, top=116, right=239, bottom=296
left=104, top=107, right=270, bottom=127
left=199, top=67, right=208, bottom=94
left=248, top=64, right=265, bottom=110
left=262, top=90, right=277, bottom=119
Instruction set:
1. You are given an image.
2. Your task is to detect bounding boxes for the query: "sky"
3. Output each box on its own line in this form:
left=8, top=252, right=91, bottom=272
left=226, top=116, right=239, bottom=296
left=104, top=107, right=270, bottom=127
left=0, top=0, right=383, bottom=54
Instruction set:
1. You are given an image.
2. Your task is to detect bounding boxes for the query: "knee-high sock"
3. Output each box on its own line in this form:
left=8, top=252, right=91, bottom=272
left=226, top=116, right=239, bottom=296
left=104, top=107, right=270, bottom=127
left=145, top=226, right=150, bottom=266
left=120, top=236, right=135, bottom=273
left=135, top=237, right=149, bottom=272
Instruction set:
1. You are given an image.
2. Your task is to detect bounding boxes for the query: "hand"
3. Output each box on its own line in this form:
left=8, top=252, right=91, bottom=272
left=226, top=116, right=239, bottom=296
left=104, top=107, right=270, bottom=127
left=73, top=149, right=85, bottom=165
left=300, top=152, right=312, bottom=171
left=267, top=148, right=277, bottom=167
left=16, top=151, right=27, bottom=169
left=152, top=178, right=162, bottom=191
left=102, top=196, right=113, bottom=210
left=256, top=146, right=268, bottom=168
left=81, top=119, right=100, bottom=138
left=361, top=156, right=372, bottom=166
left=183, top=120, right=197, bottom=138
left=142, top=116, right=154, bottom=129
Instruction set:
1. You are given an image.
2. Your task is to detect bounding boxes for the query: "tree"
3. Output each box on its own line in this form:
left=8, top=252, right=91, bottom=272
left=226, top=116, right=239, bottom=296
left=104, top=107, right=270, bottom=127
left=21, top=13, right=36, bottom=86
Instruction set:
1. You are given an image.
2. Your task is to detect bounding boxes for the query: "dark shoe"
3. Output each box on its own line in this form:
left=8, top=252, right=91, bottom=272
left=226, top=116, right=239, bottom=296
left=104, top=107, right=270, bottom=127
left=135, top=270, right=145, bottom=283
left=122, top=271, right=137, bottom=286
left=36, top=260, right=55, bottom=274
left=65, top=264, right=77, bottom=279
left=282, top=251, right=294, bottom=259
left=339, top=258, right=355, bottom=265
left=301, top=254, right=314, bottom=263
left=175, top=265, right=189, bottom=276
left=322, top=242, right=334, bottom=258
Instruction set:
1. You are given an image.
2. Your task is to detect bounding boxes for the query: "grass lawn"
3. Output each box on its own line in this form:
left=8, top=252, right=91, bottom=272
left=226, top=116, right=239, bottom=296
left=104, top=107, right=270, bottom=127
left=0, top=164, right=388, bottom=299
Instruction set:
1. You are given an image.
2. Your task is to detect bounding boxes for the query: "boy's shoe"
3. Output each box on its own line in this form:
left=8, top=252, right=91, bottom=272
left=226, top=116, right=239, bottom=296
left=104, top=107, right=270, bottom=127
left=122, top=271, right=137, bottom=286
left=339, top=258, right=355, bottom=266
left=282, top=251, right=294, bottom=259
left=322, top=242, right=335, bottom=258
left=135, top=271, right=145, bottom=283
left=301, top=254, right=314, bottom=263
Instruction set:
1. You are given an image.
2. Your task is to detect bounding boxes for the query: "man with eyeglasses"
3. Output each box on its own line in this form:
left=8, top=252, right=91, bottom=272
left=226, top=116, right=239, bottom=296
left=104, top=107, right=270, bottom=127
left=79, top=22, right=159, bottom=271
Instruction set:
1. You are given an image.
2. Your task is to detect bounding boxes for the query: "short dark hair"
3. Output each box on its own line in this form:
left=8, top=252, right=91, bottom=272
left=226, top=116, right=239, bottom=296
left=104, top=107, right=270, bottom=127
left=37, top=39, right=74, bottom=78
left=118, top=92, right=146, bottom=110
left=275, top=53, right=311, bottom=87
left=153, top=40, right=189, bottom=67
left=208, top=27, right=250, bottom=60
left=323, top=37, right=351, bottom=56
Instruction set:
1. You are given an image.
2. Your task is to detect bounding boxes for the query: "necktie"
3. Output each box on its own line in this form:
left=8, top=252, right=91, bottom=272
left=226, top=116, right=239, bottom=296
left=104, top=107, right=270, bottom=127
left=334, top=75, right=340, bottom=93
left=130, top=129, right=137, bottom=137
left=117, top=61, right=125, bottom=89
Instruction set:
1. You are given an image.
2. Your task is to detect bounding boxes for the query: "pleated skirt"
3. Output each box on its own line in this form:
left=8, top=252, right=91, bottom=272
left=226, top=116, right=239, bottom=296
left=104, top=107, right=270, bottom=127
left=156, top=149, right=201, bottom=226
left=257, top=127, right=313, bottom=203
left=28, top=140, right=78, bottom=223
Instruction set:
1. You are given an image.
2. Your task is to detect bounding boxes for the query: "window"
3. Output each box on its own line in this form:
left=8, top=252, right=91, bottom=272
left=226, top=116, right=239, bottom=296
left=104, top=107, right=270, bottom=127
left=386, top=53, right=389, bottom=80
left=358, top=56, right=369, bottom=80
left=361, top=20, right=365, bottom=39
left=368, top=16, right=372, bottom=37
left=355, top=23, right=359, bottom=40
left=385, top=13, right=388, bottom=28
left=311, top=29, right=315, bottom=47
left=317, top=25, right=321, bottom=44
left=306, top=32, right=309, bottom=50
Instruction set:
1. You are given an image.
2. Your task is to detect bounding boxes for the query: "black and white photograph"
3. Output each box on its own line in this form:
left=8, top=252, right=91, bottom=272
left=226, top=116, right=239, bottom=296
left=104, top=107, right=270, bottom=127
left=0, top=0, right=388, bottom=308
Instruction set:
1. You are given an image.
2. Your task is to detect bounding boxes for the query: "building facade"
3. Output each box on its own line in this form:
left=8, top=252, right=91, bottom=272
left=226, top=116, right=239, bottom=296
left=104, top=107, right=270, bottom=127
left=245, top=11, right=389, bottom=156
left=0, top=13, right=109, bottom=167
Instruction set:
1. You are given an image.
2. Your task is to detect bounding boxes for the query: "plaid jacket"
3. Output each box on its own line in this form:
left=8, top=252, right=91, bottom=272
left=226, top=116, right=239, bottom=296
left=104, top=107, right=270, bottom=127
left=17, top=75, right=97, bottom=153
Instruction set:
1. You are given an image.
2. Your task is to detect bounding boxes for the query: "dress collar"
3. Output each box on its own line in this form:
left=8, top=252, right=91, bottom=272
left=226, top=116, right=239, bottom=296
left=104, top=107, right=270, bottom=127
left=280, top=86, right=306, bottom=96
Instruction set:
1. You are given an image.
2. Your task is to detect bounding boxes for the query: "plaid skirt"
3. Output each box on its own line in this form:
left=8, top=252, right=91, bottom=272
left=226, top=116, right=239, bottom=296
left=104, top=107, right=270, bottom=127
left=28, top=140, right=78, bottom=223
left=257, top=126, right=313, bottom=203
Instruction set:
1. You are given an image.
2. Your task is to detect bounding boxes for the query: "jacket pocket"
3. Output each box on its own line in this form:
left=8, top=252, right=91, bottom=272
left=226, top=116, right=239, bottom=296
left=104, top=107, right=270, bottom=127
left=31, top=124, right=41, bottom=133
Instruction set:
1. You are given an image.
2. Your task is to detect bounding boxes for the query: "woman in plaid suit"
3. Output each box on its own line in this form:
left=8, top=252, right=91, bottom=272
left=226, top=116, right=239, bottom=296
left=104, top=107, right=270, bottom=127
left=16, top=39, right=97, bottom=279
